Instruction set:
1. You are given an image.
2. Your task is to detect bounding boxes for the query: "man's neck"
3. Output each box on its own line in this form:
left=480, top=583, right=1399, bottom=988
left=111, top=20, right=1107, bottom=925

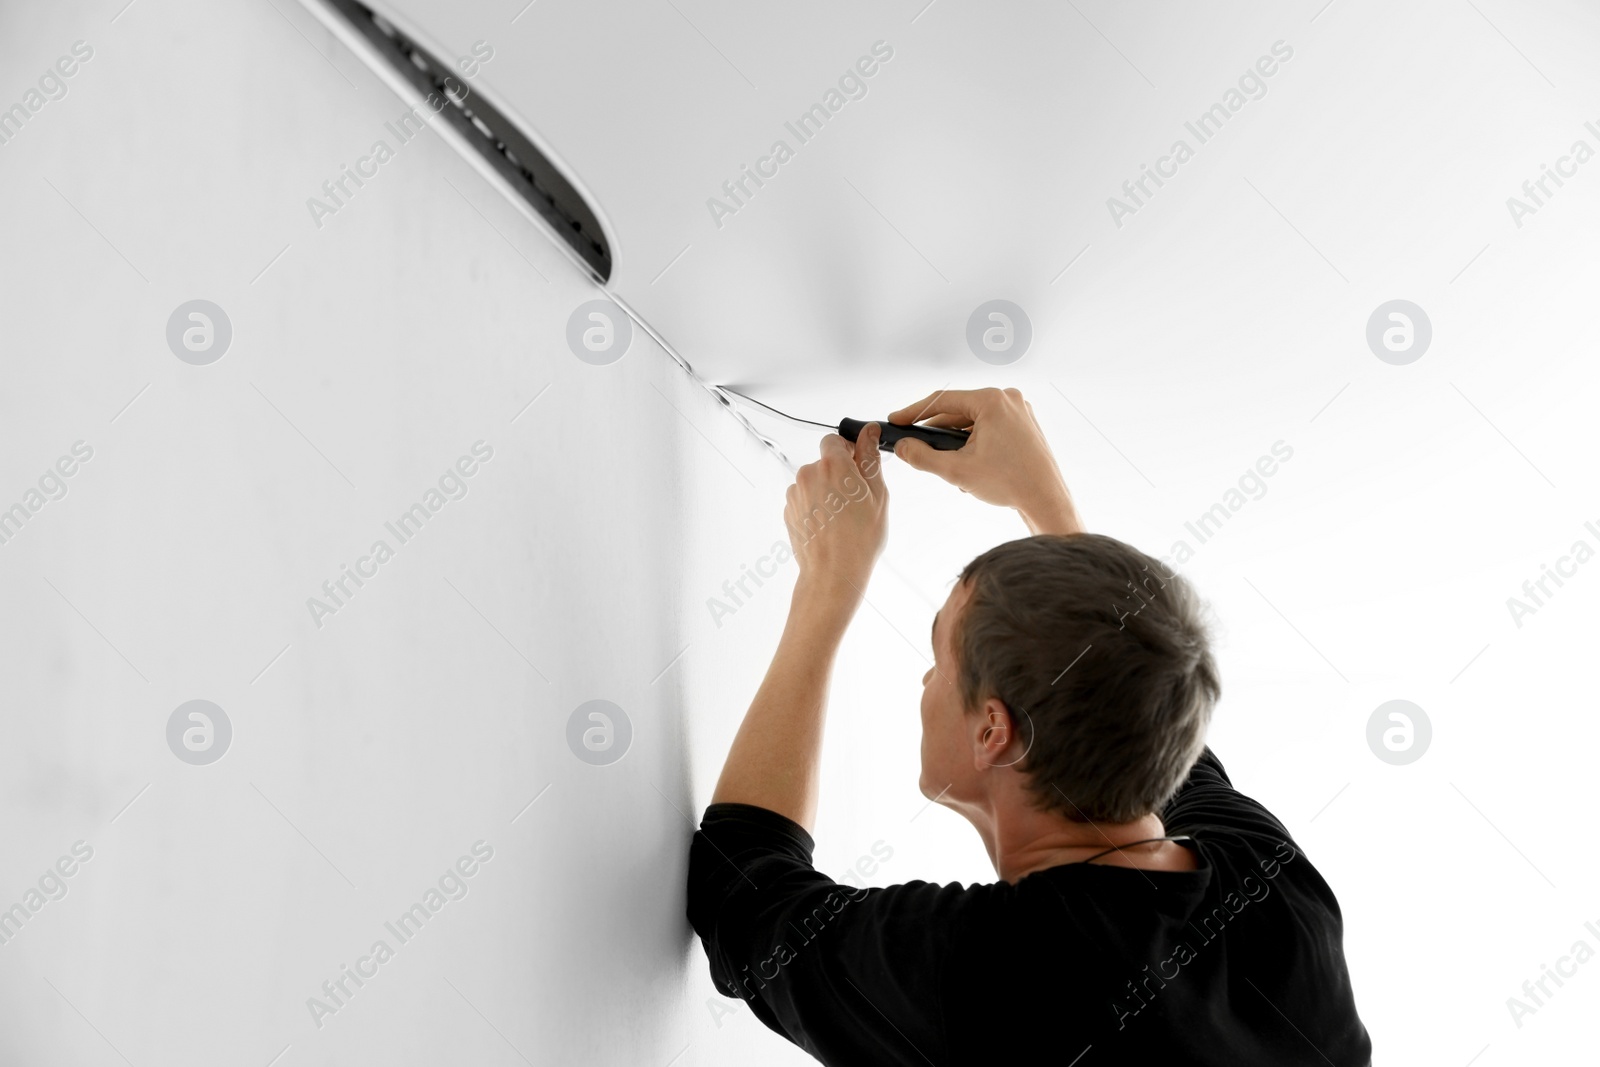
left=954, top=792, right=1178, bottom=883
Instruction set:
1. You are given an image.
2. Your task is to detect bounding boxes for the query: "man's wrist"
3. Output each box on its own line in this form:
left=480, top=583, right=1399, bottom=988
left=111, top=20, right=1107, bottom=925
left=790, top=574, right=864, bottom=634
left=1021, top=491, right=1083, bottom=536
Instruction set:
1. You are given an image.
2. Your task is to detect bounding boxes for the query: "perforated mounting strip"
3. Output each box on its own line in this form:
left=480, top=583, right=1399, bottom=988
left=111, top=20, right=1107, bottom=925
left=314, top=0, right=807, bottom=473
left=323, top=0, right=612, bottom=281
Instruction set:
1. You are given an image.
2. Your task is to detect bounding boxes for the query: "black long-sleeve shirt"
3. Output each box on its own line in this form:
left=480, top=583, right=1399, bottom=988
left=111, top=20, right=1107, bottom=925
left=687, top=748, right=1370, bottom=1065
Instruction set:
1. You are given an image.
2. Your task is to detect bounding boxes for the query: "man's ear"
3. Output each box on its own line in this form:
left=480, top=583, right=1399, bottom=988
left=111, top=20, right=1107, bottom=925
left=972, top=696, right=1016, bottom=769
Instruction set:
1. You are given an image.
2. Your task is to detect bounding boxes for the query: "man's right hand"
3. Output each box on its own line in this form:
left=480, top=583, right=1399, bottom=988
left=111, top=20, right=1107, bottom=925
left=887, top=387, right=1083, bottom=536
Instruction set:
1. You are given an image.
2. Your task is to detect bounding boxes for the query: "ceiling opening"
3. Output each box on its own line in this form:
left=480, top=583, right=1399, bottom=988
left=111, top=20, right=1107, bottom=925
left=323, top=0, right=613, bottom=281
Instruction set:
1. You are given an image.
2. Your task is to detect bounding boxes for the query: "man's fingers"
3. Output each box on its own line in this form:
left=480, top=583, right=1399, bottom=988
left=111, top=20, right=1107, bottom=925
left=893, top=437, right=961, bottom=481
left=817, top=430, right=887, bottom=499
left=818, top=433, right=853, bottom=461
left=920, top=413, right=973, bottom=430
left=855, top=422, right=886, bottom=496
left=887, top=389, right=987, bottom=427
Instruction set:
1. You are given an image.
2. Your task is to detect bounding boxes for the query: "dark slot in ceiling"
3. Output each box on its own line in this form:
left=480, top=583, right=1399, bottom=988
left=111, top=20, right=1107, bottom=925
left=325, top=0, right=612, bottom=281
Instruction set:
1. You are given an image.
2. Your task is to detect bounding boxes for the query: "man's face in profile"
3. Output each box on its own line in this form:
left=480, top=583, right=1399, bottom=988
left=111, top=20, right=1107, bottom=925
left=919, top=579, right=978, bottom=807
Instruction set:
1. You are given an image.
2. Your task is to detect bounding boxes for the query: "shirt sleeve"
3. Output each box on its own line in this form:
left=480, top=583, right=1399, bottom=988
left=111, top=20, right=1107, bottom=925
left=687, top=802, right=969, bottom=1065
left=1161, top=746, right=1297, bottom=845
left=1161, top=745, right=1231, bottom=803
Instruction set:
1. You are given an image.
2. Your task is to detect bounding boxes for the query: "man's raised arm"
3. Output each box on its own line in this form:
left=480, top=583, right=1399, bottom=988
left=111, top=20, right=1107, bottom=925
left=708, top=425, right=889, bottom=832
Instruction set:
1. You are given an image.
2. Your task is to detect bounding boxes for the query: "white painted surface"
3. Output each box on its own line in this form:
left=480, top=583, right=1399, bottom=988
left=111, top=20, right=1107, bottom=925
left=3, top=1, right=1600, bottom=1064
left=0, top=3, right=807, bottom=1063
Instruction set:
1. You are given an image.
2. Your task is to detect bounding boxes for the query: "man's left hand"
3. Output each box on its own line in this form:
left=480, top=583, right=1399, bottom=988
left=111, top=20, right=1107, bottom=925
left=783, top=423, right=889, bottom=612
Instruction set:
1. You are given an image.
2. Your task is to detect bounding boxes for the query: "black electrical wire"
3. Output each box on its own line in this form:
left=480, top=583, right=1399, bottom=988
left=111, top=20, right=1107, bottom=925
left=715, top=386, right=837, bottom=430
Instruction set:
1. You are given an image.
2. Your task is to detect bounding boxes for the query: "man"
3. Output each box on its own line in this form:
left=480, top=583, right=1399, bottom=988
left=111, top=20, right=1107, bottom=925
left=687, top=388, right=1370, bottom=1065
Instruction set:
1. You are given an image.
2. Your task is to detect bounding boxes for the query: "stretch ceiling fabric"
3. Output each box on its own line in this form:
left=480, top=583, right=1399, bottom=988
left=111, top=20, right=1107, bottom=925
left=353, top=0, right=1599, bottom=454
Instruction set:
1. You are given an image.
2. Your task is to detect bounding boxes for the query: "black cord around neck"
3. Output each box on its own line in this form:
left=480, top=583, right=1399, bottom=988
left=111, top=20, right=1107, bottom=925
left=1077, top=834, right=1193, bottom=865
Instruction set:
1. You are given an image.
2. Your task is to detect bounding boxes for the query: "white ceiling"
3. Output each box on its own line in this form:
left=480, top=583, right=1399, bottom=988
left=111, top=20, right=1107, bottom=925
left=330, top=0, right=1600, bottom=471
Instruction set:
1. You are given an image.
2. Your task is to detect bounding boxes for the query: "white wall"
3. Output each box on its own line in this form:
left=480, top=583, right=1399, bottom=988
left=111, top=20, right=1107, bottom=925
left=0, top=3, right=821, bottom=1063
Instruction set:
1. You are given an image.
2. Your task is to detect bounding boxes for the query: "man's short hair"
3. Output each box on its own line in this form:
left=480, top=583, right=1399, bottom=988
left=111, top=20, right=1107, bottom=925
left=955, top=533, right=1220, bottom=823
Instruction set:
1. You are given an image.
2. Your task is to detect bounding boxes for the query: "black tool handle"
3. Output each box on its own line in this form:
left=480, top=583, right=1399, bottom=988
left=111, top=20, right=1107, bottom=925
left=838, top=418, right=970, bottom=452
